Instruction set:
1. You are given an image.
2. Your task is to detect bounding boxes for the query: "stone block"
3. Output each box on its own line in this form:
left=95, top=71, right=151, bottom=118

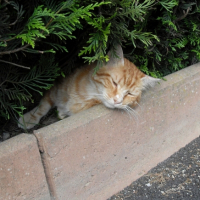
left=0, top=134, right=50, bottom=200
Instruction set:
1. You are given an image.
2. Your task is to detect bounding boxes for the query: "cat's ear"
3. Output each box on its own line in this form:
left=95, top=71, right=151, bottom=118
left=141, top=75, right=160, bottom=90
left=106, top=44, right=124, bottom=67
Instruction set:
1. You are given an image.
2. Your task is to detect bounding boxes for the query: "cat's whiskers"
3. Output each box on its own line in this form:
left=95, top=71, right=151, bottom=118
left=123, top=105, right=139, bottom=120
left=124, top=107, right=133, bottom=120
left=127, top=106, right=139, bottom=118
left=135, top=102, right=142, bottom=111
left=127, top=105, right=138, bottom=115
left=104, top=93, right=110, bottom=101
left=86, top=93, right=108, bottom=101
left=119, top=105, right=132, bottom=117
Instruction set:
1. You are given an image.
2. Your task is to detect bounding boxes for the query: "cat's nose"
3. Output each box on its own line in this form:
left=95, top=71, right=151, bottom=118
left=113, top=95, right=122, bottom=104
left=114, top=99, right=122, bottom=104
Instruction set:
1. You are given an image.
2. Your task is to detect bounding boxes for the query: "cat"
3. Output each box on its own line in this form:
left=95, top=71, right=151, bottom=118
left=18, top=45, right=159, bottom=129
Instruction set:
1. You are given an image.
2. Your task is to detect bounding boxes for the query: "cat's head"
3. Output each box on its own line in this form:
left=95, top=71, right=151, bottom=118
left=93, top=45, right=160, bottom=110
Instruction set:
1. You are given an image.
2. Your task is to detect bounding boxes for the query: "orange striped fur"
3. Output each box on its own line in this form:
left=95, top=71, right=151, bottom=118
left=18, top=45, right=159, bottom=129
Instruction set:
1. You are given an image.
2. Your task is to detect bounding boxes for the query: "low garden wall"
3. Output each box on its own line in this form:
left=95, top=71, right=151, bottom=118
left=1, top=63, right=200, bottom=200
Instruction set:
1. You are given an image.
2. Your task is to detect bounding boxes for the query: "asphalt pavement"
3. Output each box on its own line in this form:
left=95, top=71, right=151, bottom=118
left=108, top=135, right=200, bottom=200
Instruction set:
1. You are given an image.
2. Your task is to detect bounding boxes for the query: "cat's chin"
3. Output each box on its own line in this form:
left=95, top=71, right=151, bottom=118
left=103, top=101, right=115, bottom=109
left=103, top=101, right=125, bottom=110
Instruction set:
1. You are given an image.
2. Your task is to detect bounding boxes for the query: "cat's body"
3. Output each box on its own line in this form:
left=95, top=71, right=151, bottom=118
left=18, top=45, right=159, bottom=129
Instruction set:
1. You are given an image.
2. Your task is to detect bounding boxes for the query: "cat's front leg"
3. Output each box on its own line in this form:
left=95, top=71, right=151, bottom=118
left=57, top=106, right=71, bottom=119
left=18, top=106, right=41, bottom=129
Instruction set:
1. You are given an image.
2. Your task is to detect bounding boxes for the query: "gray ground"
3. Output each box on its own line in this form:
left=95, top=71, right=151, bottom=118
left=108, top=136, right=200, bottom=200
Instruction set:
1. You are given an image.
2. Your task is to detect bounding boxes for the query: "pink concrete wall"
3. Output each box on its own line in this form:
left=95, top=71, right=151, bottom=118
left=0, top=63, right=200, bottom=200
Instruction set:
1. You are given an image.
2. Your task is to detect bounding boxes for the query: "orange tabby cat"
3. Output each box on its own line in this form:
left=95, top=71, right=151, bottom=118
left=18, top=45, right=159, bottom=129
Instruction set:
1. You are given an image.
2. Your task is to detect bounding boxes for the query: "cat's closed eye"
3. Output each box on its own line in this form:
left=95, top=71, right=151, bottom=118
left=112, top=80, right=117, bottom=87
left=127, top=93, right=135, bottom=96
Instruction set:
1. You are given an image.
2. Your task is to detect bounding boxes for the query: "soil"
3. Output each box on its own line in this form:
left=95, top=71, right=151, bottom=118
left=0, top=108, right=60, bottom=142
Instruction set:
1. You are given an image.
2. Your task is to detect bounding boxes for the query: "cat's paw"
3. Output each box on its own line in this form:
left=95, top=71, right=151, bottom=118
left=18, top=114, right=38, bottom=129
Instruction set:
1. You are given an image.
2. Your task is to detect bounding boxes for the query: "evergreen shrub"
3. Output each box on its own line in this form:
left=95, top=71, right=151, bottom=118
left=0, top=0, right=199, bottom=125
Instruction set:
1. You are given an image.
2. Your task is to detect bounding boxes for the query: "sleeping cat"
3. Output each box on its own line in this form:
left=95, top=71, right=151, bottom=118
left=18, top=45, right=159, bottom=129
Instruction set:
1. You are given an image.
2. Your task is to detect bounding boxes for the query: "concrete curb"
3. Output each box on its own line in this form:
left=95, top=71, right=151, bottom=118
left=0, top=134, right=51, bottom=200
left=1, top=63, right=200, bottom=200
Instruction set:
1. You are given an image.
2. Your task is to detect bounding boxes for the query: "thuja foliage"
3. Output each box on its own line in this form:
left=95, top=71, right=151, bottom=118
left=138, top=0, right=200, bottom=76
left=0, top=54, right=60, bottom=120
left=0, top=0, right=107, bottom=121
left=0, top=0, right=200, bottom=122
